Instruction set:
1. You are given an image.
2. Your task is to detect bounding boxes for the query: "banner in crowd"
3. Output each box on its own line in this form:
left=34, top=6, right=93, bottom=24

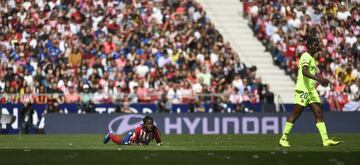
left=45, top=112, right=360, bottom=134
left=0, top=104, right=45, bottom=134
left=0, top=103, right=331, bottom=134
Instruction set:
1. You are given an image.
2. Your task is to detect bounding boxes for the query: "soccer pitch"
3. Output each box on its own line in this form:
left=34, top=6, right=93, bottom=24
left=0, top=134, right=359, bottom=165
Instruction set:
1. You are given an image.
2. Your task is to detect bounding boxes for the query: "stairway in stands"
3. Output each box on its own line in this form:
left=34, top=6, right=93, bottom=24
left=197, top=0, right=295, bottom=104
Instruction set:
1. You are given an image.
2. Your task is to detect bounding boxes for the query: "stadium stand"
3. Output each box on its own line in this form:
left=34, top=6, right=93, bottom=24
left=0, top=0, right=271, bottom=112
left=243, top=0, right=360, bottom=111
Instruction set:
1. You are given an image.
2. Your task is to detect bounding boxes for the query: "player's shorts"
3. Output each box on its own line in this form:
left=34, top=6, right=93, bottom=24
left=294, top=90, right=321, bottom=107
left=121, top=132, right=133, bottom=145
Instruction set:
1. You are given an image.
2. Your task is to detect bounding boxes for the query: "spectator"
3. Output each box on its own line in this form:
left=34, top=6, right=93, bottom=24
left=0, top=77, right=5, bottom=93
left=0, top=0, right=268, bottom=110
left=192, top=77, right=204, bottom=95
left=47, top=83, right=63, bottom=113
left=232, top=75, right=243, bottom=92
left=92, top=86, right=112, bottom=104
left=19, top=86, right=35, bottom=134
left=351, top=36, right=360, bottom=64
left=167, top=83, right=181, bottom=104
left=128, top=86, right=139, bottom=104
left=197, top=67, right=212, bottom=86
left=80, top=84, right=95, bottom=113
left=65, top=85, right=81, bottom=104
left=113, top=84, right=124, bottom=104
left=0, top=87, right=5, bottom=104
left=157, top=93, right=171, bottom=113
left=189, top=100, right=206, bottom=112
left=247, top=0, right=360, bottom=110
left=262, top=84, right=276, bottom=112
left=134, top=60, right=150, bottom=78
left=229, top=87, right=243, bottom=104
left=68, top=47, right=82, bottom=67
left=6, top=86, right=19, bottom=103
left=179, top=81, right=194, bottom=104
left=136, top=81, right=150, bottom=102
left=343, top=78, right=360, bottom=111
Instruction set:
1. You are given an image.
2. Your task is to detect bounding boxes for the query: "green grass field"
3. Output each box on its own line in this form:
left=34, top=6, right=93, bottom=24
left=0, top=134, right=359, bottom=165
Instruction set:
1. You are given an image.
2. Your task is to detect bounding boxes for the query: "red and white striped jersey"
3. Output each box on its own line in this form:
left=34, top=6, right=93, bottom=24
left=130, top=125, right=161, bottom=145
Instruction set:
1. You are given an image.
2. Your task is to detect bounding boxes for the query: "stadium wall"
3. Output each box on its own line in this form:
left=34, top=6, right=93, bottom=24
left=0, top=104, right=357, bottom=134
left=44, top=113, right=360, bottom=134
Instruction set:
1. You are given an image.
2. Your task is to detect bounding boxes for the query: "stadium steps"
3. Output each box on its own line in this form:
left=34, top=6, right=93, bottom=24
left=197, top=0, right=295, bottom=105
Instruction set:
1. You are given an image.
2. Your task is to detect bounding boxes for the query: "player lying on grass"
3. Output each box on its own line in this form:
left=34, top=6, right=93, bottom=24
left=279, top=36, right=341, bottom=147
left=103, top=115, right=162, bottom=146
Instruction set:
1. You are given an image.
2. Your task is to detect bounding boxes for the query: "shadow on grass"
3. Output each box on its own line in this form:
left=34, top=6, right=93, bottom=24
left=0, top=149, right=359, bottom=165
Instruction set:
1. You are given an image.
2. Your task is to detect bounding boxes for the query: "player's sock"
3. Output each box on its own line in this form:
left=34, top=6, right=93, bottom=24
left=316, top=122, right=329, bottom=142
left=281, top=122, right=293, bottom=140
left=109, top=133, right=122, bottom=145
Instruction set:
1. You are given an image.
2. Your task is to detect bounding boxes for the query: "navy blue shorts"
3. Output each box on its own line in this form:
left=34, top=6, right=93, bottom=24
left=121, top=132, right=133, bottom=145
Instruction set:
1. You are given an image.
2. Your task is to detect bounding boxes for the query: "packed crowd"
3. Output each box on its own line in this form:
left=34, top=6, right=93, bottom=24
left=0, top=0, right=272, bottom=113
left=243, top=0, right=360, bottom=111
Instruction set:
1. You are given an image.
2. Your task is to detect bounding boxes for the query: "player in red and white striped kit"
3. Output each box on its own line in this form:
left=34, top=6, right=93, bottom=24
left=103, top=116, right=162, bottom=146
